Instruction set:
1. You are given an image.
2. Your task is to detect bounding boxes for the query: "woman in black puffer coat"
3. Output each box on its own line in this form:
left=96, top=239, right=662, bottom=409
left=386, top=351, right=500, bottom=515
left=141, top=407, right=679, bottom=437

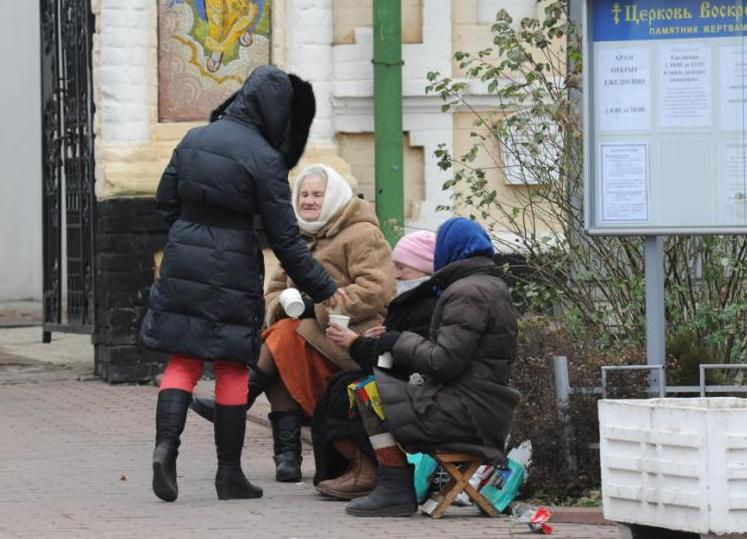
left=139, top=66, right=341, bottom=503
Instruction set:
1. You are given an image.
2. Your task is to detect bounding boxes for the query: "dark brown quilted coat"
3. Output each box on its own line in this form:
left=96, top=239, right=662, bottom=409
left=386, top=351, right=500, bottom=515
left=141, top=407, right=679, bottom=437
left=377, top=255, right=521, bottom=463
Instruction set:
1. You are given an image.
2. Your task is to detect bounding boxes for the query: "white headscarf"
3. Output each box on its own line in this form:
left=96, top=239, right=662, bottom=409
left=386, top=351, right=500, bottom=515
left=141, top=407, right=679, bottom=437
left=292, top=164, right=354, bottom=235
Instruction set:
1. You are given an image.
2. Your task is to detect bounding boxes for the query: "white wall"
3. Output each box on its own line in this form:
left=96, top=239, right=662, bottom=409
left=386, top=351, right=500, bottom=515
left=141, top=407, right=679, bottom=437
left=286, top=0, right=335, bottom=142
left=97, top=0, right=152, bottom=145
left=0, top=2, right=42, bottom=300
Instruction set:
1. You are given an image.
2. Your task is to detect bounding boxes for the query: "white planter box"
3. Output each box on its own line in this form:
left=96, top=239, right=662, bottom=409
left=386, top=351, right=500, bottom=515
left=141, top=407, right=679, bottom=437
left=599, top=398, right=747, bottom=536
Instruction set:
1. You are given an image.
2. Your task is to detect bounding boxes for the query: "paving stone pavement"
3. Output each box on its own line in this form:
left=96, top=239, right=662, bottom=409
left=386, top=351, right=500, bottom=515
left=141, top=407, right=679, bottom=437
left=0, top=326, right=93, bottom=381
left=0, top=301, right=42, bottom=328
left=0, top=335, right=618, bottom=538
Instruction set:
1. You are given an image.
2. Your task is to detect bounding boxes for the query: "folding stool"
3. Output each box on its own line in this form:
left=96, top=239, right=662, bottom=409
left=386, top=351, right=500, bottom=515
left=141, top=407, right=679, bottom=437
left=420, top=452, right=499, bottom=519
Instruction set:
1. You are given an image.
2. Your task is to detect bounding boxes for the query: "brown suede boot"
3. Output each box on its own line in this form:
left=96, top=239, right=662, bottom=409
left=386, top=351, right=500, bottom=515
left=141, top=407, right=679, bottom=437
left=316, top=439, right=377, bottom=500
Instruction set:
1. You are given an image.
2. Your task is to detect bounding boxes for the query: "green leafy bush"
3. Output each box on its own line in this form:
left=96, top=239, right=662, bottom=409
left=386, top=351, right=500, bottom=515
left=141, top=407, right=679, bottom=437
left=510, top=317, right=646, bottom=501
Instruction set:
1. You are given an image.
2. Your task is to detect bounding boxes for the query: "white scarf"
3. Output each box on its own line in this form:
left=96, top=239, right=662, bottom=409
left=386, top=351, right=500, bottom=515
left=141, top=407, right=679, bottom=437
left=292, top=163, right=354, bottom=235
left=396, top=275, right=430, bottom=296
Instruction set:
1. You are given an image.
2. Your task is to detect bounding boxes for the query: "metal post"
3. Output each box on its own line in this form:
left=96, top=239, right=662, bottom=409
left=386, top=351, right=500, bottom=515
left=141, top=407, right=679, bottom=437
left=699, top=364, right=747, bottom=397
left=553, top=355, right=571, bottom=409
left=644, top=236, right=666, bottom=393
left=552, top=356, right=577, bottom=472
left=601, top=365, right=666, bottom=398
left=373, top=0, right=404, bottom=246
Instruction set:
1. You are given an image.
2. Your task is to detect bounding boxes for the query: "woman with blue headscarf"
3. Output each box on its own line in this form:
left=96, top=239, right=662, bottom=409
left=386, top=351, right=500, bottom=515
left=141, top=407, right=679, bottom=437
left=338, top=217, right=521, bottom=517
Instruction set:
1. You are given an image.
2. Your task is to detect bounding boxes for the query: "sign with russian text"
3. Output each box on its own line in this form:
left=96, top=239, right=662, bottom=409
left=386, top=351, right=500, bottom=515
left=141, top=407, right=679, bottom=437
left=584, top=0, right=747, bottom=234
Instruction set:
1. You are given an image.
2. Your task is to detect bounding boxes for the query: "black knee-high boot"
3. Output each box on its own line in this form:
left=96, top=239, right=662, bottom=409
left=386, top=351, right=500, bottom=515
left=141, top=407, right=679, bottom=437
left=190, top=364, right=276, bottom=423
left=246, top=365, right=276, bottom=409
left=269, top=410, right=304, bottom=482
left=152, top=389, right=191, bottom=502
left=214, top=403, right=263, bottom=500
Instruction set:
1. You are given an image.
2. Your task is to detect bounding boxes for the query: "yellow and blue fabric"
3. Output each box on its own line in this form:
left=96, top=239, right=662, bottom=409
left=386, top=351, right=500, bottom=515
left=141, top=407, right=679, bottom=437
left=347, top=375, right=386, bottom=421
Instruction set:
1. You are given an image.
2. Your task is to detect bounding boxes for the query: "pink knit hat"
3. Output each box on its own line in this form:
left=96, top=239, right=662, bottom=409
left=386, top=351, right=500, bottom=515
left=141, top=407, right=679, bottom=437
left=392, top=230, right=437, bottom=275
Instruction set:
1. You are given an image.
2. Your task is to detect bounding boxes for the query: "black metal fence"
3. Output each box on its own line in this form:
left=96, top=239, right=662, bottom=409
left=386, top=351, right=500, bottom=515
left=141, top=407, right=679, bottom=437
left=40, top=0, right=96, bottom=340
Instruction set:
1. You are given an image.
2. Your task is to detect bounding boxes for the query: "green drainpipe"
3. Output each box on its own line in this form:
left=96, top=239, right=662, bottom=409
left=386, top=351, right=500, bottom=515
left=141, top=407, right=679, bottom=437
left=373, top=0, right=404, bottom=246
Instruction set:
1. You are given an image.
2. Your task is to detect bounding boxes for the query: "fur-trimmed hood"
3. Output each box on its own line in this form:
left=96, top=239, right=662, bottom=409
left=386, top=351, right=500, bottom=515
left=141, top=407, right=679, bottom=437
left=210, top=65, right=315, bottom=169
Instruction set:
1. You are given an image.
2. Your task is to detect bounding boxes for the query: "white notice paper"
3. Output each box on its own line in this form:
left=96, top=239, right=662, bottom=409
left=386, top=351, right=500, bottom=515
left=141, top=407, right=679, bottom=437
left=720, top=46, right=747, bottom=131
left=596, top=48, right=651, bottom=133
left=659, top=44, right=711, bottom=128
left=717, top=143, right=747, bottom=225
left=601, top=144, right=650, bottom=222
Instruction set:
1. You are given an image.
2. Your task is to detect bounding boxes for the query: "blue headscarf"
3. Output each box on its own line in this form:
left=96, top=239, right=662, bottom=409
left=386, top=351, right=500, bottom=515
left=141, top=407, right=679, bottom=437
left=434, top=217, right=495, bottom=272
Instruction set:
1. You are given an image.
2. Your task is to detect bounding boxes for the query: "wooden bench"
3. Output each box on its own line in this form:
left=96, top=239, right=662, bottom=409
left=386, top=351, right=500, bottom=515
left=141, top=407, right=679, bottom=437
left=420, top=452, right=499, bottom=519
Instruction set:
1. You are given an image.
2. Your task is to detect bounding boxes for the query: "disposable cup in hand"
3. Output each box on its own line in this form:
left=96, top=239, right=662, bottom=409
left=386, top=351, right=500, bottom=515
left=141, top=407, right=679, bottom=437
left=279, top=288, right=305, bottom=319
left=328, top=314, right=350, bottom=329
left=377, top=352, right=393, bottom=369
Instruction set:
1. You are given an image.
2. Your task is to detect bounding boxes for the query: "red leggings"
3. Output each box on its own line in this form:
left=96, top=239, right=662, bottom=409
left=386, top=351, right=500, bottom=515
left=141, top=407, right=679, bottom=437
left=159, top=354, right=248, bottom=406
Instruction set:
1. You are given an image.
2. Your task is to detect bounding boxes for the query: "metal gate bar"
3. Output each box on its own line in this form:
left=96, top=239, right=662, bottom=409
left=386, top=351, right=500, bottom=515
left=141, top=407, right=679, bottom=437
left=40, top=0, right=95, bottom=341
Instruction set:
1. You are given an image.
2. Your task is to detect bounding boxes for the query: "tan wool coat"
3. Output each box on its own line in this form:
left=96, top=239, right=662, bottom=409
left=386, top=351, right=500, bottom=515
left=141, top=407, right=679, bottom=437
left=264, top=197, right=396, bottom=370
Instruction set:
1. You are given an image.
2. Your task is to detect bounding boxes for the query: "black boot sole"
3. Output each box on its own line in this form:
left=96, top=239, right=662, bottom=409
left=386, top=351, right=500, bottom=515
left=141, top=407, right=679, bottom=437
left=316, top=483, right=373, bottom=500
left=344, top=503, right=417, bottom=517
left=274, top=455, right=302, bottom=482
left=215, top=481, right=264, bottom=500
left=276, top=469, right=302, bottom=482
left=152, top=458, right=177, bottom=502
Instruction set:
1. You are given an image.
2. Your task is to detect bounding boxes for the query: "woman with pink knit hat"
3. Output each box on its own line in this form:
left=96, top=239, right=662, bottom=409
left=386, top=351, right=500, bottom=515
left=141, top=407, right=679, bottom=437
left=391, top=229, right=436, bottom=290
left=313, top=230, right=438, bottom=501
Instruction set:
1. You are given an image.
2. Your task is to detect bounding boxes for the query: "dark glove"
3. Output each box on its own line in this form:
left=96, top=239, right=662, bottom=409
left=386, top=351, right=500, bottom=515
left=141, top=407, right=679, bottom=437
left=347, top=337, right=374, bottom=374
left=299, top=296, right=315, bottom=319
left=351, top=351, right=376, bottom=372
left=374, top=331, right=402, bottom=355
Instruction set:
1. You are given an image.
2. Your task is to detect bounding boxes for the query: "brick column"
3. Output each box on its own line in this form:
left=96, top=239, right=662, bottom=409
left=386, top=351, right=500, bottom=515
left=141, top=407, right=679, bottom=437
left=93, top=198, right=169, bottom=383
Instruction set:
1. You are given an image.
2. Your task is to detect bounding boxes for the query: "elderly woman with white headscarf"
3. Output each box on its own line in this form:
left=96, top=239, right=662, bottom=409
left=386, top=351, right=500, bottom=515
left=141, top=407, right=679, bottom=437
left=263, top=163, right=395, bottom=482
left=191, top=164, right=396, bottom=483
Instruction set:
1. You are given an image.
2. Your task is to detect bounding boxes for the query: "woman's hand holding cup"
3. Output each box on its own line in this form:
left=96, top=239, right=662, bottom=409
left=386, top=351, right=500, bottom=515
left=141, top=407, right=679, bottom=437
left=326, top=320, right=357, bottom=349
left=328, top=314, right=350, bottom=329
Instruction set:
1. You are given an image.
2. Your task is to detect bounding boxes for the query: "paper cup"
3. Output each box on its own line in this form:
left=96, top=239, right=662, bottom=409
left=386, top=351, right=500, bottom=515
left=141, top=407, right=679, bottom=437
left=279, top=288, right=305, bottom=319
left=328, top=314, right=350, bottom=329
left=377, top=352, right=393, bottom=369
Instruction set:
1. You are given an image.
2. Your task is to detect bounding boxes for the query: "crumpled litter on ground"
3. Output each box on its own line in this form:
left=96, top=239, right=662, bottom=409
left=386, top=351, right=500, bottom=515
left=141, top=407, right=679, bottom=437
left=510, top=502, right=553, bottom=535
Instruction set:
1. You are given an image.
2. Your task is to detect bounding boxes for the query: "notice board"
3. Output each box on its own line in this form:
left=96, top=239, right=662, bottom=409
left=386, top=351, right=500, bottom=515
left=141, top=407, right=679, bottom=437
left=584, top=0, right=747, bottom=234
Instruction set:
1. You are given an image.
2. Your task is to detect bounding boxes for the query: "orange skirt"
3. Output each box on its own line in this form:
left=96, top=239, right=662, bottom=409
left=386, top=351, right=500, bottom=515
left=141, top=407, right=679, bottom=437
left=263, top=318, right=339, bottom=418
